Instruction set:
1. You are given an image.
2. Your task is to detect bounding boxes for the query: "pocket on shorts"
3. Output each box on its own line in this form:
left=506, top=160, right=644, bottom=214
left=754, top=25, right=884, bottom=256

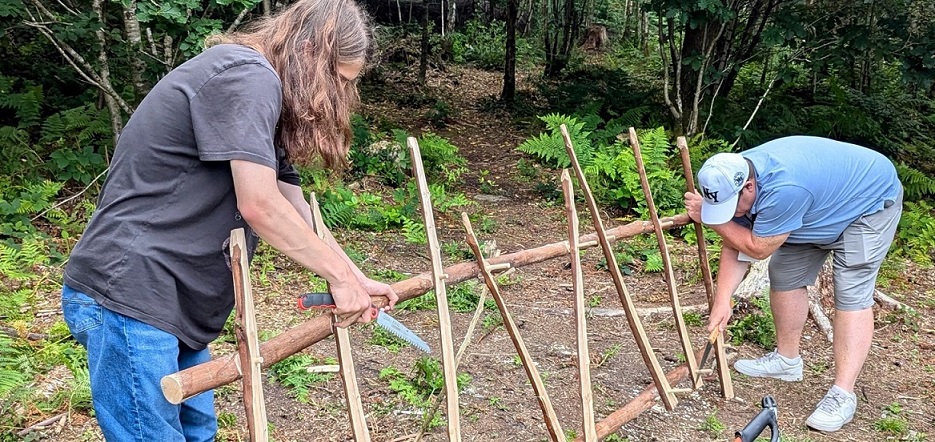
left=61, top=285, right=103, bottom=339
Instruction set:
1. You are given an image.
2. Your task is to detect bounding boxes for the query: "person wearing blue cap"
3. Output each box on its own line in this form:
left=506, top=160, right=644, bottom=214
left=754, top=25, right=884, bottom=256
left=684, top=136, right=902, bottom=433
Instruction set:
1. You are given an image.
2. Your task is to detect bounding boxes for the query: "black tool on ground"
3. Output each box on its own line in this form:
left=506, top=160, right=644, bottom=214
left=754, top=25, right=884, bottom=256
left=734, top=395, right=779, bottom=442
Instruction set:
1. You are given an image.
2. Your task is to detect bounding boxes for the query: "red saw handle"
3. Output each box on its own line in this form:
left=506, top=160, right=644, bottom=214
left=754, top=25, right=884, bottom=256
left=297, top=292, right=380, bottom=319
left=297, top=292, right=335, bottom=310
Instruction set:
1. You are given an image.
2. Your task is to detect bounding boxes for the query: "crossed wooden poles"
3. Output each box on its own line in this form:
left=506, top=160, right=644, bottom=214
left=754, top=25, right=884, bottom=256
left=164, top=131, right=733, bottom=441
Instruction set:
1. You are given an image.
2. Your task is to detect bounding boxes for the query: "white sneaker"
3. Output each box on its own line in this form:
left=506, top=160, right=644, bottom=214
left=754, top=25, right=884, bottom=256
left=806, top=385, right=857, bottom=432
left=733, top=349, right=803, bottom=381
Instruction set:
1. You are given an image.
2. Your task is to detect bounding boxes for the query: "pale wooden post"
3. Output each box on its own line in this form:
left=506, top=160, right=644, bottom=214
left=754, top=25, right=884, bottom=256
left=627, top=128, right=700, bottom=389
left=229, top=228, right=269, bottom=442
left=560, top=170, right=597, bottom=441
left=309, top=193, right=371, bottom=441
left=677, top=137, right=734, bottom=398
left=558, top=124, right=678, bottom=410
left=461, top=213, right=564, bottom=442
left=408, top=137, right=462, bottom=441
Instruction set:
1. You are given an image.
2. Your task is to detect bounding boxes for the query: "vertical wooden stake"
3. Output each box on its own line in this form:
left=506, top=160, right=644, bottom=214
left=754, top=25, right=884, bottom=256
left=560, top=171, right=598, bottom=442
left=677, top=137, right=734, bottom=398
left=230, top=228, right=269, bottom=442
left=309, top=194, right=371, bottom=441
left=627, top=128, right=700, bottom=389
left=408, top=137, right=462, bottom=441
left=461, top=213, right=565, bottom=442
left=559, top=124, right=678, bottom=410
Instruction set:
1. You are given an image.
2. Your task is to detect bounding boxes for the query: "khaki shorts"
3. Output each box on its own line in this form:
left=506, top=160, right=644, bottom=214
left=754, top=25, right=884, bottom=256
left=768, top=189, right=903, bottom=311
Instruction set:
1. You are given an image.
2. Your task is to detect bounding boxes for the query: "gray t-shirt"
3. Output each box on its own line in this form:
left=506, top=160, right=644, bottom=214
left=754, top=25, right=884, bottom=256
left=64, top=44, right=299, bottom=349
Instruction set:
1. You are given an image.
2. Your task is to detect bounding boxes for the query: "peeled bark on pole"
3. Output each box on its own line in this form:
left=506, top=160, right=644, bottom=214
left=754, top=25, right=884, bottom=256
left=161, top=214, right=691, bottom=404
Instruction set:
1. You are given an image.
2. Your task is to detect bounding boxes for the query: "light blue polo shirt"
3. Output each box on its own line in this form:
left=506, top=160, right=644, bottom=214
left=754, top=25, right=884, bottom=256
left=740, top=136, right=902, bottom=245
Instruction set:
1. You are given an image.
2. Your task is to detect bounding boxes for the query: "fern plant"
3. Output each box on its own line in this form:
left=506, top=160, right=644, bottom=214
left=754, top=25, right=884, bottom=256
left=517, top=113, right=594, bottom=169
left=895, top=163, right=935, bottom=200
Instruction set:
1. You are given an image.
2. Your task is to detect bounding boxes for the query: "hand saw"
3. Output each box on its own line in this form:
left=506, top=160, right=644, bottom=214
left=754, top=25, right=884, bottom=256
left=694, top=328, right=720, bottom=384
left=297, top=292, right=431, bottom=353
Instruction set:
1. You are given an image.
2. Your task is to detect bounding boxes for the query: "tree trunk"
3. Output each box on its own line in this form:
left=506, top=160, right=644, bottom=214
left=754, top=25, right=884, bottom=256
left=419, top=0, right=430, bottom=85
left=160, top=214, right=692, bottom=404
left=120, top=0, right=148, bottom=100
left=92, top=0, right=122, bottom=151
left=501, top=0, right=517, bottom=105
left=448, top=0, right=456, bottom=32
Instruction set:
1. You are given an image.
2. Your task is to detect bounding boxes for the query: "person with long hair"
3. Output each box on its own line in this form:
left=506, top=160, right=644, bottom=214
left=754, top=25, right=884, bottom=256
left=60, top=1, right=394, bottom=439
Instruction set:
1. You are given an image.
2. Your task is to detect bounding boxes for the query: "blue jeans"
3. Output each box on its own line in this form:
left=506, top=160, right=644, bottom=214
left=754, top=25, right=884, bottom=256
left=62, top=284, right=217, bottom=441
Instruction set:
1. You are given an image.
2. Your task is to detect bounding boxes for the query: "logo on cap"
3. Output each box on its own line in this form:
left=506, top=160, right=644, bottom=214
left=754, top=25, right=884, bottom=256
left=701, top=187, right=719, bottom=203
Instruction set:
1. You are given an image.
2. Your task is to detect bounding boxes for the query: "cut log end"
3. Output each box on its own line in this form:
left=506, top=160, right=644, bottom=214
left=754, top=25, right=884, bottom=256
left=161, top=375, right=185, bottom=404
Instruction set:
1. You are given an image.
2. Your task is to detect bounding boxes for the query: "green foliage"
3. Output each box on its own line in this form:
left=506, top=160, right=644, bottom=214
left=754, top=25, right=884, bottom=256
left=447, top=20, right=537, bottom=70
left=425, top=100, right=454, bottom=128
left=699, top=413, right=726, bottom=438
left=896, top=163, right=935, bottom=200
left=0, top=180, right=64, bottom=240
left=369, top=324, right=409, bottom=353
left=268, top=354, right=336, bottom=403
left=893, top=201, right=935, bottom=266
left=728, top=296, right=776, bottom=349
left=517, top=113, right=593, bottom=169
left=0, top=238, right=50, bottom=281
left=379, top=357, right=472, bottom=428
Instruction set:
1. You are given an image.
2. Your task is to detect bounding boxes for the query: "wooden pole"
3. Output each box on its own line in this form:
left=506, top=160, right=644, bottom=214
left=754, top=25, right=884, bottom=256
left=574, top=346, right=708, bottom=442
left=310, top=194, right=371, bottom=441
left=559, top=124, right=678, bottom=410
left=230, top=228, right=269, bottom=442
left=677, top=137, right=734, bottom=398
left=628, top=128, right=700, bottom=389
left=461, top=213, right=564, bottom=442
left=560, top=170, right=598, bottom=442
left=160, top=214, right=691, bottom=404
left=408, top=137, right=462, bottom=441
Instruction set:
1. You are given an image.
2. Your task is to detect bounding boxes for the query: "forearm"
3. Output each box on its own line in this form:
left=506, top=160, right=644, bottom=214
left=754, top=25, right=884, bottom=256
left=714, top=245, right=750, bottom=305
left=710, top=222, right=763, bottom=259
left=244, top=193, right=355, bottom=284
left=278, top=182, right=367, bottom=282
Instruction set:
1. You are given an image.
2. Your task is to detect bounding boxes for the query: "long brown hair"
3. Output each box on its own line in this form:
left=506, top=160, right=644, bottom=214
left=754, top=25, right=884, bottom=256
left=207, top=0, right=372, bottom=169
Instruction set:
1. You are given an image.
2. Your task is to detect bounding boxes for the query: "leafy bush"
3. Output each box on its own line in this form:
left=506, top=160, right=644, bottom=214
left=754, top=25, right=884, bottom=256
left=728, top=296, right=776, bottom=350
left=893, top=201, right=935, bottom=266
left=447, top=20, right=537, bottom=70
left=518, top=114, right=688, bottom=215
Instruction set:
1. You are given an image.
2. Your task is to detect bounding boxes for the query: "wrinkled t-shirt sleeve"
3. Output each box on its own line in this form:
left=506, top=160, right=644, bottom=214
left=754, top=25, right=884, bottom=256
left=190, top=62, right=282, bottom=168
left=275, top=146, right=301, bottom=186
left=752, top=186, right=813, bottom=237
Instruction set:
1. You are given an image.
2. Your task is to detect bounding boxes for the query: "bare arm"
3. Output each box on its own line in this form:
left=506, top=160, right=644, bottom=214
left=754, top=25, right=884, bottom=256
left=231, top=160, right=373, bottom=326
left=707, top=245, right=749, bottom=332
left=277, top=181, right=399, bottom=309
left=707, top=222, right=789, bottom=260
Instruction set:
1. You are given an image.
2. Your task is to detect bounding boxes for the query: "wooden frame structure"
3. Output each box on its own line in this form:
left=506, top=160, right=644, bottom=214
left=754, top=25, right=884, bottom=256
left=161, top=133, right=733, bottom=440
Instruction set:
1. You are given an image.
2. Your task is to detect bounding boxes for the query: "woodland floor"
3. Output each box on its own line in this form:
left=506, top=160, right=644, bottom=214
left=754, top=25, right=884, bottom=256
left=46, top=64, right=935, bottom=442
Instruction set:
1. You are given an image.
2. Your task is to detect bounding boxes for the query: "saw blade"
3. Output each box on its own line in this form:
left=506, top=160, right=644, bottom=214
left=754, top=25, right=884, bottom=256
left=376, top=312, right=431, bottom=353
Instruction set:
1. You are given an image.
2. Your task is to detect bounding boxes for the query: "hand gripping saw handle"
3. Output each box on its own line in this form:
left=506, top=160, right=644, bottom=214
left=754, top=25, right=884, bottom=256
left=297, top=292, right=431, bottom=353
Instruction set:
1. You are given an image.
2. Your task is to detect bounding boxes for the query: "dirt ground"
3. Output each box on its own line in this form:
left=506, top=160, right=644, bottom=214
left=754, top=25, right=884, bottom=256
left=49, top=65, right=934, bottom=442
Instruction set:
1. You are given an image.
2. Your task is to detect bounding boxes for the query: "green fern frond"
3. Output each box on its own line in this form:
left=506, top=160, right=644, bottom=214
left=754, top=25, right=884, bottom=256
left=895, top=162, right=935, bottom=200
left=644, top=252, right=664, bottom=273
left=517, top=113, right=594, bottom=169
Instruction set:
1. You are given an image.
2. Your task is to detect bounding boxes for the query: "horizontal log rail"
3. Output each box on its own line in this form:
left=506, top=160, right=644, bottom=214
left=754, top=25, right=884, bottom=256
left=161, top=214, right=691, bottom=404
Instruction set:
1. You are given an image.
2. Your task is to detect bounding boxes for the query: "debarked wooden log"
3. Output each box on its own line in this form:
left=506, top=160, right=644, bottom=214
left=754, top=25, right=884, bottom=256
left=160, top=214, right=691, bottom=404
